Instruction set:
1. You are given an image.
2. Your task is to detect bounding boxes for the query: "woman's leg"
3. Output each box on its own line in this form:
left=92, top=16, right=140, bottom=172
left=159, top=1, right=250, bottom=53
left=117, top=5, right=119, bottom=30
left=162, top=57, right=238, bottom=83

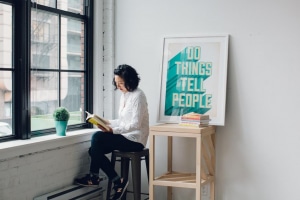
left=89, top=131, right=144, bottom=180
left=89, top=131, right=144, bottom=199
left=75, top=131, right=144, bottom=187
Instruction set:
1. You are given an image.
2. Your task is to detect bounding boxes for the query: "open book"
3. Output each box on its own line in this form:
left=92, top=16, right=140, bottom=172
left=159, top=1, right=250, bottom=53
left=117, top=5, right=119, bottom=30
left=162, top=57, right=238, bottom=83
left=85, top=111, right=110, bottom=131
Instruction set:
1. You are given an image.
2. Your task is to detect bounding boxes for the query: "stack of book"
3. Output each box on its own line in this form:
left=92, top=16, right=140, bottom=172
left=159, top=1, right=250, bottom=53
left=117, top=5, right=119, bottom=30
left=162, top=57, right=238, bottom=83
left=178, top=112, right=210, bottom=127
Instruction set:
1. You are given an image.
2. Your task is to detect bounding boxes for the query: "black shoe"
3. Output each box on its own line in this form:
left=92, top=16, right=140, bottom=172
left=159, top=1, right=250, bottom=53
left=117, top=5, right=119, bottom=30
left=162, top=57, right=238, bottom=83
left=110, top=178, right=129, bottom=200
left=74, top=174, right=101, bottom=187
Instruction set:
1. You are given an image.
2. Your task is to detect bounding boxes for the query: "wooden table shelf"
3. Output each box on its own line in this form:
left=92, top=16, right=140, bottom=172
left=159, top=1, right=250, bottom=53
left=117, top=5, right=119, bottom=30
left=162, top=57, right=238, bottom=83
left=153, top=172, right=214, bottom=188
left=149, top=124, right=216, bottom=200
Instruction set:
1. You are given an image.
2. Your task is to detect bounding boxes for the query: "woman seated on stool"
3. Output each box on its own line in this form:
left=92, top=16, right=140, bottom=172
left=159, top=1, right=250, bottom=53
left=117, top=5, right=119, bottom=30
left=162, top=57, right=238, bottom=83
left=75, top=64, right=149, bottom=200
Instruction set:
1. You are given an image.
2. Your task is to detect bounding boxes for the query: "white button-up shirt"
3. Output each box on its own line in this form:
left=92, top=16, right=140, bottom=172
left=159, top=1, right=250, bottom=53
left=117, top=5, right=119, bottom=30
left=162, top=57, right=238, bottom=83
left=109, top=88, right=149, bottom=146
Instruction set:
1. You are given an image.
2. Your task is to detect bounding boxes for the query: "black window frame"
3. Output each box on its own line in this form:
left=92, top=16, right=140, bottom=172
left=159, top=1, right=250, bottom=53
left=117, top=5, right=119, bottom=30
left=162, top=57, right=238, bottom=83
left=0, top=0, right=94, bottom=141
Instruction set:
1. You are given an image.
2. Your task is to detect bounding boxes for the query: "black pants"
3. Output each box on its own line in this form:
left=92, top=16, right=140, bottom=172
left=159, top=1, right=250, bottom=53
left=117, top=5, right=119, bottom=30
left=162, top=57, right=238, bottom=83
left=89, top=131, right=144, bottom=180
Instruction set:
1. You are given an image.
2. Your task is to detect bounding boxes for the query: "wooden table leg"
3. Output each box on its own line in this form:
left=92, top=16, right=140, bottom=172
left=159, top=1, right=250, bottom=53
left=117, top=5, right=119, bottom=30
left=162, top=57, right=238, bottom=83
left=167, top=136, right=173, bottom=200
left=149, top=134, right=155, bottom=200
left=210, top=180, right=215, bottom=200
left=196, top=135, right=202, bottom=200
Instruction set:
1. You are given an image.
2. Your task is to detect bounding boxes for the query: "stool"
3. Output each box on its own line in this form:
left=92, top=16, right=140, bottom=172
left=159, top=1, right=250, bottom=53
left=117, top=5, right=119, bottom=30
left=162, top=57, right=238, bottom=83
left=106, top=148, right=149, bottom=200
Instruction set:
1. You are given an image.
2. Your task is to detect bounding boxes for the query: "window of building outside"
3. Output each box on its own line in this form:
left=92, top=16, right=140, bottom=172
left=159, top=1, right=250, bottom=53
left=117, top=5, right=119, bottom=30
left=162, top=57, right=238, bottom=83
left=0, top=0, right=93, bottom=140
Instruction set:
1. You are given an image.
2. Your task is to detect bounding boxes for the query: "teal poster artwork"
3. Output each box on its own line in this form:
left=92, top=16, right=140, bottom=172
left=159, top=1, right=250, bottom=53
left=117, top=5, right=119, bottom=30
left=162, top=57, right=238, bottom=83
left=165, top=46, right=212, bottom=116
left=158, top=35, right=229, bottom=125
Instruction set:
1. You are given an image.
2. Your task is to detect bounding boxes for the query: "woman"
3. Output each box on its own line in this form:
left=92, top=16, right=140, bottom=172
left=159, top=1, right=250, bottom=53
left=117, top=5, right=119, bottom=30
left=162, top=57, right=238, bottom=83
left=75, top=64, right=149, bottom=200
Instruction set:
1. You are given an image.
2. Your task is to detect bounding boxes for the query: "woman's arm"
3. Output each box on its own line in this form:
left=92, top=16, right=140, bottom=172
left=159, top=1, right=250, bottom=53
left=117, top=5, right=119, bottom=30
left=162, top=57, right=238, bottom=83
left=112, top=90, right=147, bottom=134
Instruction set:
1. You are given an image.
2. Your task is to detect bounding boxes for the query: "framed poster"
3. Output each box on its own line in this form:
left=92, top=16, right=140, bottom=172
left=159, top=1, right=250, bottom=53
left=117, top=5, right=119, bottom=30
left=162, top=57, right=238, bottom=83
left=158, top=35, right=229, bottom=126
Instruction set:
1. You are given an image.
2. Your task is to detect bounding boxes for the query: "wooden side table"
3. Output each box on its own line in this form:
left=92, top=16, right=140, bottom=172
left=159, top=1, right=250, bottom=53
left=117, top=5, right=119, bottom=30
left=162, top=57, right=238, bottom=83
left=149, top=124, right=216, bottom=200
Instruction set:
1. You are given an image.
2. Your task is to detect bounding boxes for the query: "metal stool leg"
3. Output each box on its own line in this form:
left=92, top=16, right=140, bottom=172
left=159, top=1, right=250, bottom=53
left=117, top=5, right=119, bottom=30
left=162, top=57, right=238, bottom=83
left=107, top=149, right=149, bottom=200
left=121, top=158, right=130, bottom=200
left=145, top=154, right=149, bottom=182
left=131, top=155, right=141, bottom=200
left=106, top=152, right=117, bottom=200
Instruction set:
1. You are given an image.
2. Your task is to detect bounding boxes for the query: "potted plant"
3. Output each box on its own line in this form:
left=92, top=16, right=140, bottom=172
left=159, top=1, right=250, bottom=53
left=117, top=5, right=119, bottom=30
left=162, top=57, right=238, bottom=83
left=53, top=107, right=70, bottom=136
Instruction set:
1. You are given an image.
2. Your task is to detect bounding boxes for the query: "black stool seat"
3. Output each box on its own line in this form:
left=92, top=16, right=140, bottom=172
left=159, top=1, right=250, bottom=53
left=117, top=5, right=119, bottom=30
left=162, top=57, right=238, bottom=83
left=106, top=148, right=149, bottom=200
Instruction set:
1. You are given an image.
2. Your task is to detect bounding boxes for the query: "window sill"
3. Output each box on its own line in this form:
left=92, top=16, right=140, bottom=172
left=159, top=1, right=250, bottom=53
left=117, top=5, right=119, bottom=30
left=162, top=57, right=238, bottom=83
left=0, top=128, right=96, bottom=161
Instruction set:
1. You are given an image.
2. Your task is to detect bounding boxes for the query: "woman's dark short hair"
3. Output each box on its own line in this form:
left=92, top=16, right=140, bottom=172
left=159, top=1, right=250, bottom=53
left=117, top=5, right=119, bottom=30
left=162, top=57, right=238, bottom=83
left=113, top=64, right=140, bottom=91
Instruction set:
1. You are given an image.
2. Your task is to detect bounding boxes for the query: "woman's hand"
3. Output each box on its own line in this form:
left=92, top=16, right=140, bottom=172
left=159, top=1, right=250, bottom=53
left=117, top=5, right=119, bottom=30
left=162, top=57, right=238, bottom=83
left=97, top=124, right=113, bottom=133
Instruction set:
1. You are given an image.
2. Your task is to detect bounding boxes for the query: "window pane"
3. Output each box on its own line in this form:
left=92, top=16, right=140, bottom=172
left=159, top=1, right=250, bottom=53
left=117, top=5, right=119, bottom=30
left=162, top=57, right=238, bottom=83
left=30, top=71, right=85, bottom=131
left=0, top=4, right=12, bottom=69
left=61, top=72, right=85, bottom=125
left=35, top=0, right=84, bottom=15
left=35, top=0, right=56, bottom=8
left=62, top=17, right=85, bottom=70
left=58, top=0, right=84, bottom=15
left=0, top=71, right=12, bottom=136
left=31, top=10, right=59, bottom=70
left=31, top=71, right=59, bottom=131
left=0, top=3, right=12, bottom=137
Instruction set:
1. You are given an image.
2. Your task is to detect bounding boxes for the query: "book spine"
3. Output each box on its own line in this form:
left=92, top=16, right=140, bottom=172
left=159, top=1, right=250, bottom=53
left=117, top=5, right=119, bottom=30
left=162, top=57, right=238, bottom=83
left=178, top=122, right=200, bottom=127
left=181, top=116, right=209, bottom=120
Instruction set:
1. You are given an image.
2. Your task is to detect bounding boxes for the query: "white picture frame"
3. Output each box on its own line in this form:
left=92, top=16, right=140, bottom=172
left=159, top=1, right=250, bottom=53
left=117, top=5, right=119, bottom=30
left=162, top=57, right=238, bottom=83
left=158, top=34, right=229, bottom=126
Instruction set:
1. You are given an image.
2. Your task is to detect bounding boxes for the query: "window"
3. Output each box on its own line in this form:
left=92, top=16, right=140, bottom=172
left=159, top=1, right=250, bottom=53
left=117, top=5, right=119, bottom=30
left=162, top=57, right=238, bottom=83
left=0, top=0, right=94, bottom=140
left=0, top=2, right=12, bottom=137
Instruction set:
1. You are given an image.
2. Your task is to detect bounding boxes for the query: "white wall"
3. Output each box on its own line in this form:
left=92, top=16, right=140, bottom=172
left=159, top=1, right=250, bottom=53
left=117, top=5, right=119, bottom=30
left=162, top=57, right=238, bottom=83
left=0, top=130, right=94, bottom=200
left=113, top=0, right=300, bottom=200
